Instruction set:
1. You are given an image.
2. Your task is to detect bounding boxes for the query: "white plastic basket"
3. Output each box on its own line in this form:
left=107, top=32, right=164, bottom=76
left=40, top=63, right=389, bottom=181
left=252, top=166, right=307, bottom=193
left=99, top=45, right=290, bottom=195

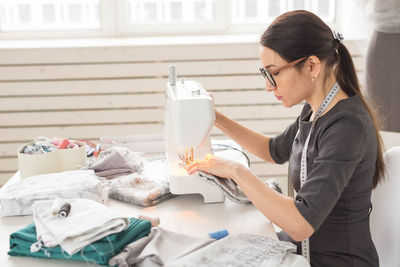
left=17, top=141, right=87, bottom=179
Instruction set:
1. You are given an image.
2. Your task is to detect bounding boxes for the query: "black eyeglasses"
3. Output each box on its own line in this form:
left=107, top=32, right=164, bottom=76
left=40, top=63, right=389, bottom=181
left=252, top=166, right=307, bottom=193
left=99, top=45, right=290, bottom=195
left=259, top=57, right=307, bottom=87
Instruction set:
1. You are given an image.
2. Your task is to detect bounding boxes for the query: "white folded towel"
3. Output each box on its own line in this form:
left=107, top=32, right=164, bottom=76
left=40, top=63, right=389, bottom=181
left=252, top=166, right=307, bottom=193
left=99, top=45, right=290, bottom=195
left=31, top=198, right=130, bottom=255
left=0, top=170, right=109, bottom=216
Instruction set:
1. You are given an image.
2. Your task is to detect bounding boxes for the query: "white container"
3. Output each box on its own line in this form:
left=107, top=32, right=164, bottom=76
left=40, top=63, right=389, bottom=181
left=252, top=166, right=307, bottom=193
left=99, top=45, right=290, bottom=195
left=17, top=141, right=87, bottom=179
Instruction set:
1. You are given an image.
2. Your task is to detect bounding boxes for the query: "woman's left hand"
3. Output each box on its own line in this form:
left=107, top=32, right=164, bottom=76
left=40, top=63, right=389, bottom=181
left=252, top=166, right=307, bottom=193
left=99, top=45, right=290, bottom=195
left=184, top=154, right=242, bottom=180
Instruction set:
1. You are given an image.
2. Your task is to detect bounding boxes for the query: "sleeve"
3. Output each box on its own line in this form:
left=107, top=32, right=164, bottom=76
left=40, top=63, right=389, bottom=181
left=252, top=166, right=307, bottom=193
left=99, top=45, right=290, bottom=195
left=294, top=115, right=367, bottom=231
left=269, top=117, right=300, bottom=164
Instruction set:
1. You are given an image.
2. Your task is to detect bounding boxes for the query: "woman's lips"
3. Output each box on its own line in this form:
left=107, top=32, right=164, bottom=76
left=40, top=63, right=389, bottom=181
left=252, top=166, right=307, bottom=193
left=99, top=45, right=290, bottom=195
left=276, top=96, right=282, bottom=100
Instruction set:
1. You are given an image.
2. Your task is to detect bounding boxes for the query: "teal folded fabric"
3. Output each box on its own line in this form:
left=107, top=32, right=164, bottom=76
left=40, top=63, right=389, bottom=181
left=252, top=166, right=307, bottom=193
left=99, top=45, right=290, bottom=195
left=8, top=217, right=151, bottom=266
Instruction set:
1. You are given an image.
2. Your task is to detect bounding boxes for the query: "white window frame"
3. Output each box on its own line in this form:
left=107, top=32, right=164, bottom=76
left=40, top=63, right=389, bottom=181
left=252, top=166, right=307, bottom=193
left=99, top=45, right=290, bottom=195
left=0, top=0, right=361, bottom=40
left=227, top=0, right=338, bottom=35
left=115, top=0, right=228, bottom=36
left=0, top=0, right=116, bottom=39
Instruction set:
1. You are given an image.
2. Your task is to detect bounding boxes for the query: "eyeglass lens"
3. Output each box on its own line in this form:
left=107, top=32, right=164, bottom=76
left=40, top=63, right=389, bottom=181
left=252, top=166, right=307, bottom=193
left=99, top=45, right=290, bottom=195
left=259, top=68, right=276, bottom=87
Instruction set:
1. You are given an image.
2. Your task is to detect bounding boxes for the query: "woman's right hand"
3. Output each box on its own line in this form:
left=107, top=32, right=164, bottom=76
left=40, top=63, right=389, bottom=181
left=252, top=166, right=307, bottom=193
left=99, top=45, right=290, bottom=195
left=184, top=154, right=244, bottom=181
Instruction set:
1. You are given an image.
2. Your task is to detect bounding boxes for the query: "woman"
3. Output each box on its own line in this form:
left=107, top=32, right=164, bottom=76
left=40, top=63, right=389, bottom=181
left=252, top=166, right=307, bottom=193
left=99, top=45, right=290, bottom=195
left=185, top=10, right=384, bottom=267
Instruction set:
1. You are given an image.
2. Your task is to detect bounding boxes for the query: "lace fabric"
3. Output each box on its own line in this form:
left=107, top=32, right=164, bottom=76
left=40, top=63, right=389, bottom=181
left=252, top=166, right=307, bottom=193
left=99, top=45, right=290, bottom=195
left=168, top=233, right=297, bottom=267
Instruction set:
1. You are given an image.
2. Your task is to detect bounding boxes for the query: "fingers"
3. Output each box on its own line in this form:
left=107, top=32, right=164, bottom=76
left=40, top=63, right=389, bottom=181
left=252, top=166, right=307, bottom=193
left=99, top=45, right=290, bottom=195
left=185, top=161, right=206, bottom=175
left=185, top=160, right=199, bottom=170
left=186, top=165, right=202, bottom=175
left=184, top=155, right=216, bottom=175
left=184, top=160, right=200, bottom=173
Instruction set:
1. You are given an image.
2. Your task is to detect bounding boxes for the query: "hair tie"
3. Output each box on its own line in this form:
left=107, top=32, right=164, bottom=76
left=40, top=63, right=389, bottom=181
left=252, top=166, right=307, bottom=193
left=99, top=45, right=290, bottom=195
left=332, top=30, right=344, bottom=44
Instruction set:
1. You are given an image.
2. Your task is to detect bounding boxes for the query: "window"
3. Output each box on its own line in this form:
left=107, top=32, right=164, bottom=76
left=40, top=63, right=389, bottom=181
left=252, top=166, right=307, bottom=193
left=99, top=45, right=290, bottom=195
left=0, top=0, right=340, bottom=38
left=231, top=0, right=335, bottom=25
left=126, top=0, right=215, bottom=24
left=0, top=0, right=100, bottom=32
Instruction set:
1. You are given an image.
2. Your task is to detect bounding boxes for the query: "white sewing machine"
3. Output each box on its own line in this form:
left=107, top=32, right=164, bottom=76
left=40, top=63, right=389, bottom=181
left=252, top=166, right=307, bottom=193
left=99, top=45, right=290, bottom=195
left=164, top=65, right=225, bottom=203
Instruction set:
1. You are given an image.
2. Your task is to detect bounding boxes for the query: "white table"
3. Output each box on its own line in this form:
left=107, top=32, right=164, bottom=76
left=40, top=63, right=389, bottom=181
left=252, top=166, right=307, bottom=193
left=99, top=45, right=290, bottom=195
left=1, top=135, right=312, bottom=266
left=0, top=173, right=309, bottom=267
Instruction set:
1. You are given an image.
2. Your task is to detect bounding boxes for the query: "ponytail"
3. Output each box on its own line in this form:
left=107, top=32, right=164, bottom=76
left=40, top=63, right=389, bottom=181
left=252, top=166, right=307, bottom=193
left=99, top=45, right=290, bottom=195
left=335, top=43, right=359, bottom=97
left=336, top=43, right=385, bottom=188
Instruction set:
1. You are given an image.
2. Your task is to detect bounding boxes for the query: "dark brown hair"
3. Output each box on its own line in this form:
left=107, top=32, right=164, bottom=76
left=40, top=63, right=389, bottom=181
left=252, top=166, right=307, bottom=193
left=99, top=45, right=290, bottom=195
left=260, top=10, right=384, bottom=188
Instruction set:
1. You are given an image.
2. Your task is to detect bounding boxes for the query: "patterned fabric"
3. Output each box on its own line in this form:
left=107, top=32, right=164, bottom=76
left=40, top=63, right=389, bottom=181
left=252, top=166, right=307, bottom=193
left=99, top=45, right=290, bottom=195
left=109, top=176, right=173, bottom=207
left=168, top=233, right=298, bottom=267
left=108, top=156, right=174, bottom=207
left=0, top=170, right=108, bottom=216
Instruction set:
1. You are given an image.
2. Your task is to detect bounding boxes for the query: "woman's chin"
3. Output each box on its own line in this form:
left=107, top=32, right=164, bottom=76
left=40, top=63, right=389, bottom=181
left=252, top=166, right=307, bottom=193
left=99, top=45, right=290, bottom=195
left=281, top=100, right=293, bottom=108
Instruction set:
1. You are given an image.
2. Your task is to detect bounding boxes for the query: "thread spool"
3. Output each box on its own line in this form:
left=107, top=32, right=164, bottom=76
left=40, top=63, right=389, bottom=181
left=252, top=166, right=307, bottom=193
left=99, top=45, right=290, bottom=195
left=51, top=198, right=64, bottom=217
left=59, top=203, right=71, bottom=218
left=138, top=214, right=160, bottom=227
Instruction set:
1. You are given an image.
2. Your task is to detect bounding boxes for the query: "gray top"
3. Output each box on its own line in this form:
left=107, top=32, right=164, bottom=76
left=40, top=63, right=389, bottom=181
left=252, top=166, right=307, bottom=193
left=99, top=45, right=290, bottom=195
left=270, top=95, right=379, bottom=267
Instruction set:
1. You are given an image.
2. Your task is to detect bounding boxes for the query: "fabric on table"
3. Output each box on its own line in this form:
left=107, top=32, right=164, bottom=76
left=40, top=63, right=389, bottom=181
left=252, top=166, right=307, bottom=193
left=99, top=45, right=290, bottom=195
left=109, top=156, right=174, bottom=207
left=32, top=198, right=132, bottom=255
left=88, top=146, right=144, bottom=179
left=8, top=218, right=151, bottom=266
left=167, top=233, right=298, bottom=267
left=0, top=170, right=108, bottom=217
left=198, top=172, right=285, bottom=204
left=109, top=176, right=173, bottom=207
left=198, top=172, right=250, bottom=204
left=109, top=227, right=214, bottom=267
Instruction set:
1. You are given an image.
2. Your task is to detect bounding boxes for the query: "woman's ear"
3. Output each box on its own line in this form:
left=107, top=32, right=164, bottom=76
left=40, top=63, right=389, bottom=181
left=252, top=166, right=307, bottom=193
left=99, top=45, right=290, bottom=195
left=307, top=56, right=321, bottom=81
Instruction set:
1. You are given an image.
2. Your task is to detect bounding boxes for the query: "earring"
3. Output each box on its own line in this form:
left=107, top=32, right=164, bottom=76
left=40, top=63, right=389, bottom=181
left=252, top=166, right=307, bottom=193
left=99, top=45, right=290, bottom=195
left=312, top=78, right=315, bottom=82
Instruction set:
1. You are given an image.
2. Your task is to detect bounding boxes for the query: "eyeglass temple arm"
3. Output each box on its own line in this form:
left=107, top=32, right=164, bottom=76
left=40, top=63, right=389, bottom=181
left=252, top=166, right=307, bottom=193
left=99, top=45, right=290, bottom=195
left=271, top=57, right=307, bottom=75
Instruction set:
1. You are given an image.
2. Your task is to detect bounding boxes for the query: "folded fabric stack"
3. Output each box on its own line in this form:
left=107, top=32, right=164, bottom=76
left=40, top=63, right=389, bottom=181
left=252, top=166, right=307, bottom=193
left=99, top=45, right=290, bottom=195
left=9, top=218, right=151, bottom=265
left=0, top=170, right=109, bottom=216
left=86, top=146, right=174, bottom=207
left=108, top=156, right=174, bottom=207
left=109, top=175, right=173, bottom=207
left=8, top=198, right=152, bottom=265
